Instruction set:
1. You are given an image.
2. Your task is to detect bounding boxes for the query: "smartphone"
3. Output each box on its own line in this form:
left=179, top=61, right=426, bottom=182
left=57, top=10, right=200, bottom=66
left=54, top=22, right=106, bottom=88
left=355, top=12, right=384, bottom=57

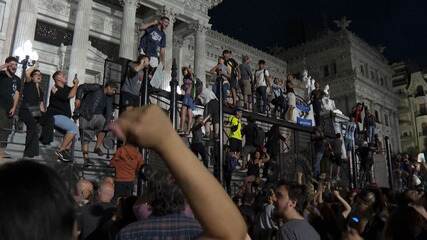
left=348, top=216, right=360, bottom=229
left=74, top=74, right=78, bottom=80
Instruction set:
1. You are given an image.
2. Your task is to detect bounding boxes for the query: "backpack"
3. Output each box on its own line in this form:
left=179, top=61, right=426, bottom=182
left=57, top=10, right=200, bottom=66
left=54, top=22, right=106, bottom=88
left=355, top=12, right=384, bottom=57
left=254, top=126, right=265, bottom=147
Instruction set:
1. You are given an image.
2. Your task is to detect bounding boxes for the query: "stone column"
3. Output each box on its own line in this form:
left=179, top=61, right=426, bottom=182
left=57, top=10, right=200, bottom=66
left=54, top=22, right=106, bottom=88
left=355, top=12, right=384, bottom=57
left=68, top=0, right=93, bottom=84
left=119, top=0, right=139, bottom=60
left=13, top=0, right=37, bottom=52
left=159, top=7, right=176, bottom=89
left=173, top=38, right=184, bottom=84
left=192, top=22, right=208, bottom=84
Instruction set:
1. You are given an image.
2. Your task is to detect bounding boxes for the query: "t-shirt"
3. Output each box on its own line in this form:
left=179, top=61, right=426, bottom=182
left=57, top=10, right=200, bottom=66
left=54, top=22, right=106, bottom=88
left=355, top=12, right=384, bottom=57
left=242, top=122, right=257, bottom=146
left=141, top=26, right=166, bottom=57
left=228, top=115, right=242, bottom=140
left=0, top=70, right=21, bottom=110
left=191, top=122, right=204, bottom=144
left=239, top=63, right=252, bottom=81
left=121, top=63, right=144, bottom=96
left=225, top=58, right=239, bottom=81
left=278, top=219, right=320, bottom=240
left=110, top=144, right=144, bottom=182
left=48, top=85, right=72, bottom=117
left=22, top=82, right=44, bottom=107
left=255, top=69, right=270, bottom=87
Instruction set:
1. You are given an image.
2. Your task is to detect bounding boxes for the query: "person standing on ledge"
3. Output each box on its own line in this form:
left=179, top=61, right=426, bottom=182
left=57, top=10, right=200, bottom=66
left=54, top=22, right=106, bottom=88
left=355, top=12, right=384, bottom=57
left=0, top=57, right=21, bottom=160
left=138, top=16, right=169, bottom=69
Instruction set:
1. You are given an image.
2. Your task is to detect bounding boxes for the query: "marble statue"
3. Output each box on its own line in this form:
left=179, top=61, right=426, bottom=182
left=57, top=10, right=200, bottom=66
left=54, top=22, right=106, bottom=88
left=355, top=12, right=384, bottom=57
left=302, top=69, right=315, bottom=97
left=322, top=84, right=343, bottom=114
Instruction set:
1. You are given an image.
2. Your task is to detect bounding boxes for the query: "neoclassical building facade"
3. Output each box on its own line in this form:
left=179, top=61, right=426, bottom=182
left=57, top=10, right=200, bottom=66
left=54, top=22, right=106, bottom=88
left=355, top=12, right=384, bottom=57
left=272, top=19, right=401, bottom=152
left=393, top=63, right=427, bottom=153
left=0, top=0, right=287, bottom=92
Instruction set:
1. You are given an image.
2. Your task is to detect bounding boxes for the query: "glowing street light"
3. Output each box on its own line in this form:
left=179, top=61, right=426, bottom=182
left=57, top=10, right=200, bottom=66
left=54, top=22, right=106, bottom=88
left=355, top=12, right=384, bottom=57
left=13, top=40, right=39, bottom=79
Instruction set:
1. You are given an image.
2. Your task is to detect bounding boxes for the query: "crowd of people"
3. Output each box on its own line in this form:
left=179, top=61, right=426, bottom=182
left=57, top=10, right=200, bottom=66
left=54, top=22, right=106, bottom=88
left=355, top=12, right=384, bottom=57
left=1, top=15, right=427, bottom=240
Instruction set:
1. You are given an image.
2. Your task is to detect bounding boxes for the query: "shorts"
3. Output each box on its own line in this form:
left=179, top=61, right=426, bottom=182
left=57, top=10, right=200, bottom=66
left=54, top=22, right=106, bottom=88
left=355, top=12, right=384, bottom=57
left=229, top=77, right=238, bottom=90
left=53, top=115, right=79, bottom=136
left=183, top=95, right=195, bottom=110
left=0, top=106, right=12, bottom=148
left=149, top=57, right=159, bottom=68
left=121, top=91, right=140, bottom=108
left=205, top=99, right=220, bottom=124
left=79, top=114, right=106, bottom=145
left=240, top=80, right=252, bottom=96
left=229, top=138, right=242, bottom=152
left=345, top=138, right=353, bottom=151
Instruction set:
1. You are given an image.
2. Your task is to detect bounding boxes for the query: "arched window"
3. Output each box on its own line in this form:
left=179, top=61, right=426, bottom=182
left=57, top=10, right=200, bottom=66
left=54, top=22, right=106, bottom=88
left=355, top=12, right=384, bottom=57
left=416, top=85, right=424, bottom=97
left=374, top=110, right=380, bottom=122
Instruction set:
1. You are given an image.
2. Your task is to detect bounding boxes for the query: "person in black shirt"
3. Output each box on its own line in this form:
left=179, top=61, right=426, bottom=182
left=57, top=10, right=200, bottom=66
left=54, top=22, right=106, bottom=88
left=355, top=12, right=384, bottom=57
left=310, top=82, right=324, bottom=127
left=19, top=68, right=46, bottom=158
left=223, top=50, right=240, bottom=107
left=190, top=115, right=210, bottom=167
left=0, top=56, right=21, bottom=159
left=242, top=115, right=258, bottom=169
left=75, top=83, right=115, bottom=165
left=47, top=70, right=79, bottom=162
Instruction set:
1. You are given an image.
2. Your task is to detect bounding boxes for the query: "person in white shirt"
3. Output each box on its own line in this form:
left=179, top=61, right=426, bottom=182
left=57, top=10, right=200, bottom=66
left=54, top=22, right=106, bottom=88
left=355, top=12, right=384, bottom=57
left=254, top=60, right=271, bottom=114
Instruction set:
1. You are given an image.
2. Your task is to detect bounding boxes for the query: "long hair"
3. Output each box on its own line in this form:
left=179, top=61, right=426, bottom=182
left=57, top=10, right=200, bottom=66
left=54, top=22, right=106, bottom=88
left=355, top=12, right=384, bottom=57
left=0, top=161, right=76, bottom=240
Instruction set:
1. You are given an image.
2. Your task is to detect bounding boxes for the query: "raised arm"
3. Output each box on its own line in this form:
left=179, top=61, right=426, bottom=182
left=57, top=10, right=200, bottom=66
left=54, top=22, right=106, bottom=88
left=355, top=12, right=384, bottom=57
left=116, top=105, right=247, bottom=240
left=139, top=20, right=158, bottom=31
left=333, top=190, right=352, bottom=218
left=68, top=78, right=79, bottom=99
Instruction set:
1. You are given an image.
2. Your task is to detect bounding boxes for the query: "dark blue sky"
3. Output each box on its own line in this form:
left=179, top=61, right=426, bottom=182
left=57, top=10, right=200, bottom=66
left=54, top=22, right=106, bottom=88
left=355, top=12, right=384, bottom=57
left=209, top=0, right=427, bottom=67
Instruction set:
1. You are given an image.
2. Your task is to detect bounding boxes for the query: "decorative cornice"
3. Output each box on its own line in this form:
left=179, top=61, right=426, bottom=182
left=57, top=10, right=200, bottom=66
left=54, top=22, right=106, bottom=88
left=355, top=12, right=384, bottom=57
left=190, top=22, right=209, bottom=33
left=157, top=6, right=177, bottom=23
left=206, top=30, right=287, bottom=68
left=173, top=38, right=184, bottom=48
left=119, top=0, right=141, bottom=8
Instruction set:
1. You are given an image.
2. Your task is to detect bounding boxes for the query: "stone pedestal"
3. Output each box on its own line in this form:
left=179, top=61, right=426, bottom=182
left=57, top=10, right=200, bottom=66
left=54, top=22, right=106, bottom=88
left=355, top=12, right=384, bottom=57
left=68, top=0, right=93, bottom=84
left=119, top=0, right=139, bottom=60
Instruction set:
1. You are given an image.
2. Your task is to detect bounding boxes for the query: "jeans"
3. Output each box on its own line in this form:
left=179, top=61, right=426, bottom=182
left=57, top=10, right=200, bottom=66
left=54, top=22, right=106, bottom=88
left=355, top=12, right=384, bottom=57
left=256, top=86, right=268, bottom=113
left=190, top=142, right=208, bottom=167
left=53, top=115, right=79, bottom=136
left=367, top=126, right=375, bottom=143
left=314, top=148, right=324, bottom=178
left=0, top=106, right=12, bottom=149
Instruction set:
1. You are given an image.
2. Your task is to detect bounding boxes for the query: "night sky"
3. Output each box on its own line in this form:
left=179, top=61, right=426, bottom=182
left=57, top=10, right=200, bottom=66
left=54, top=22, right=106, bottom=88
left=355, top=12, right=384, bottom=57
left=209, top=0, right=427, bottom=67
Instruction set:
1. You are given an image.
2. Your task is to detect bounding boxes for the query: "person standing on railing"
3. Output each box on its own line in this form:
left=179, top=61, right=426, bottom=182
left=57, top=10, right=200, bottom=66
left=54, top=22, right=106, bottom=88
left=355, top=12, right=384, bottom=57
left=239, top=55, right=253, bottom=110
left=223, top=50, right=240, bottom=107
left=286, top=76, right=296, bottom=123
left=210, top=56, right=231, bottom=103
left=179, top=67, right=195, bottom=135
left=254, top=60, right=271, bottom=114
left=0, top=57, right=21, bottom=160
left=310, top=82, right=324, bottom=126
left=19, top=68, right=45, bottom=158
left=138, top=17, right=169, bottom=69
left=47, top=71, right=79, bottom=162
left=74, top=82, right=115, bottom=166
left=120, top=55, right=150, bottom=112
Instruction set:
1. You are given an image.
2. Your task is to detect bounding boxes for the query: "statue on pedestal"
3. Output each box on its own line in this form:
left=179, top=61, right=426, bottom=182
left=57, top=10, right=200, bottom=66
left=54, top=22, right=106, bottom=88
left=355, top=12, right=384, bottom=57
left=322, top=84, right=343, bottom=115
left=302, top=69, right=316, bottom=98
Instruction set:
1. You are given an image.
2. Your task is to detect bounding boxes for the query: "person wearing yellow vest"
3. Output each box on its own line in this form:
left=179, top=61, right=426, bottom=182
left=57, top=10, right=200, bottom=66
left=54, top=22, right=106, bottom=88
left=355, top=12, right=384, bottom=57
left=227, top=108, right=243, bottom=152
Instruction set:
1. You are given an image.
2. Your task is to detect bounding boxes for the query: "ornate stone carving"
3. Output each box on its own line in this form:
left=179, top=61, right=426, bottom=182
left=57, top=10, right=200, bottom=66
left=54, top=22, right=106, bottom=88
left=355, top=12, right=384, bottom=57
left=190, top=22, right=209, bottom=33
left=157, top=6, right=177, bottom=23
left=334, top=16, right=352, bottom=31
left=173, top=38, right=184, bottom=48
left=119, top=0, right=141, bottom=8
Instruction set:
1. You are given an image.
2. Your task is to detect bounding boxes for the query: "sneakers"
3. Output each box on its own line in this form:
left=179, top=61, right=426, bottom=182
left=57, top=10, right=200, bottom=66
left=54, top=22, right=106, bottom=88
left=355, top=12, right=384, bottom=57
left=56, top=150, right=71, bottom=163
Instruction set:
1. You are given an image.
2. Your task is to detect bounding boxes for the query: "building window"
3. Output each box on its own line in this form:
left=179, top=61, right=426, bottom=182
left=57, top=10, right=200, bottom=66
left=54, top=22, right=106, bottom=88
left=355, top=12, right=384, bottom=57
left=420, top=103, right=427, bottom=115
left=360, top=65, right=364, bottom=75
left=323, top=65, right=330, bottom=77
left=422, top=123, right=427, bottom=136
left=374, top=110, right=380, bottom=122
left=370, top=71, right=375, bottom=80
left=416, top=85, right=425, bottom=97
left=403, top=132, right=408, bottom=137
left=89, top=36, right=120, bottom=62
left=384, top=114, right=389, bottom=126
left=34, top=20, right=73, bottom=46
left=332, top=61, right=337, bottom=75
